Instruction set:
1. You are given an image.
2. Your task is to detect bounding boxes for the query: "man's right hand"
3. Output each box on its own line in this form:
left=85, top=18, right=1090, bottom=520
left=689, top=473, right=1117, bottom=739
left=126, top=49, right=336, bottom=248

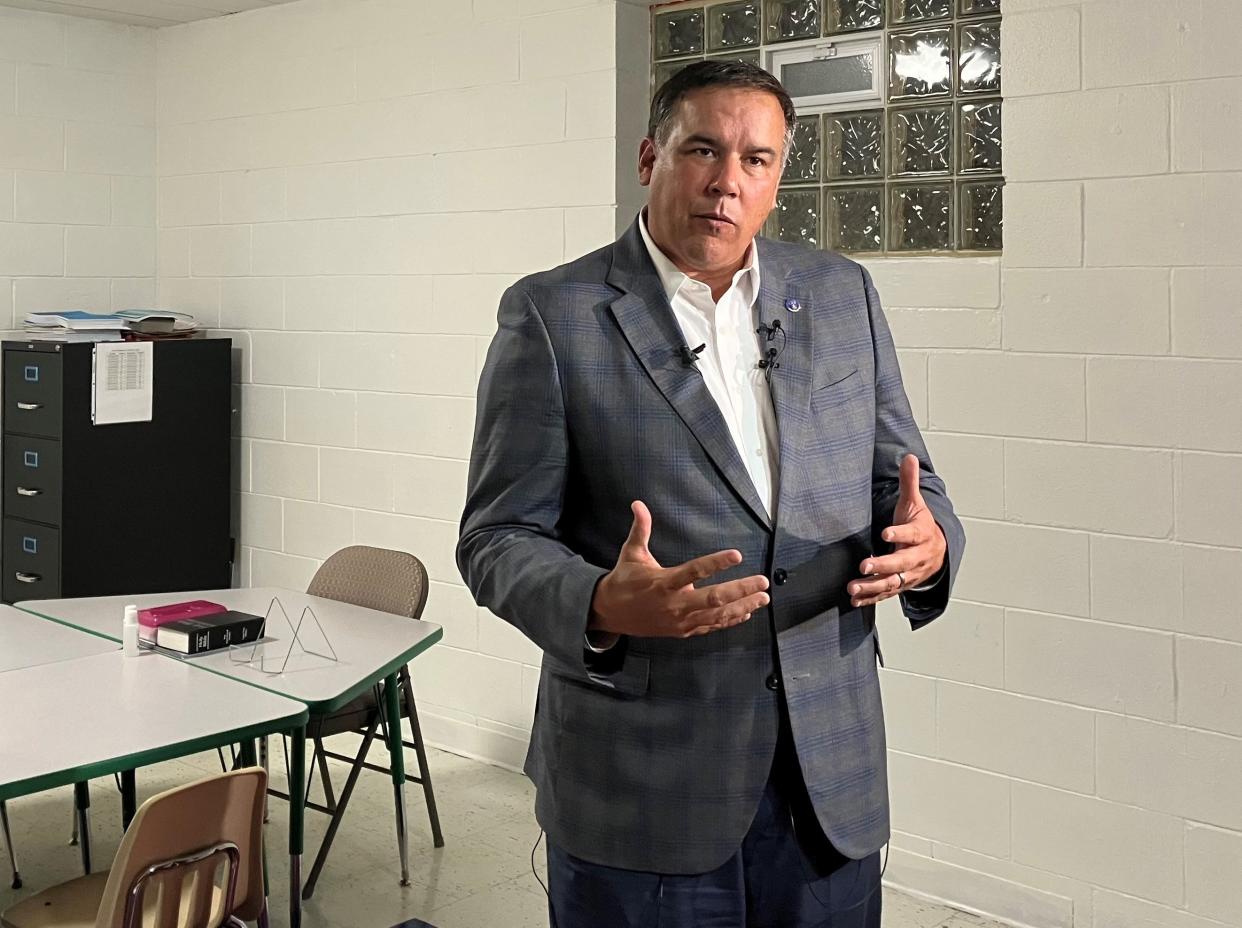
left=588, top=500, right=770, bottom=639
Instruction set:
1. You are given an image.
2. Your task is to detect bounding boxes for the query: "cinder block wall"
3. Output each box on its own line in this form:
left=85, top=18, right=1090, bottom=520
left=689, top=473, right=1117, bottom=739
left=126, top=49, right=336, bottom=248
left=0, top=7, right=156, bottom=328
left=4, top=0, right=1238, bottom=924
left=871, top=2, right=1242, bottom=926
left=155, top=0, right=623, bottom=767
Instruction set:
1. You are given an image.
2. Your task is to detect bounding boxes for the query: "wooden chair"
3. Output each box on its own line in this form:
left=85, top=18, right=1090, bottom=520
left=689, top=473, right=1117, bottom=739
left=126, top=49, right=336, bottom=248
left=1, top=769, right=267, bottom=928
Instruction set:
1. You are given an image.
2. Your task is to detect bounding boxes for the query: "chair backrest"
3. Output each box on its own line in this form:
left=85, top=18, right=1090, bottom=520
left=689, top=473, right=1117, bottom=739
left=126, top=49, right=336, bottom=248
left=307, top=545, right=430, bottom=620
left=93, top=769, right=267, bottom=928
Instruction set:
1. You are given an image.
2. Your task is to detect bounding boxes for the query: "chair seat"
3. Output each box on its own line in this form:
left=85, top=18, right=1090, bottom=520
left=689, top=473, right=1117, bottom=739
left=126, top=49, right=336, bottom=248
left=2, top=871, right=109, bottom=928
left=308, top=691, right=376, bottom=739
left=2, top=870, right=225, bottom=928
left=307, top=683, right=412, bottom=740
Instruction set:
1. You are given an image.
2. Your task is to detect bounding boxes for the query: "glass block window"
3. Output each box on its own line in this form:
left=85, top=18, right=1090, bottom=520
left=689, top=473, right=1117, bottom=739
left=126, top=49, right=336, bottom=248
left=650, top=0, right=1003, bottom=254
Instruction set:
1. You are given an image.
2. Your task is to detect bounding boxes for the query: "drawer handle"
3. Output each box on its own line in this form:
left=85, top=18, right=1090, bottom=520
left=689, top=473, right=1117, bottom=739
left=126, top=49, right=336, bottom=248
left=15, top=571, right=41, bottom=584
left=15, top=402, right=42, bottom=411
left=15, top=486, right=42, bottom=497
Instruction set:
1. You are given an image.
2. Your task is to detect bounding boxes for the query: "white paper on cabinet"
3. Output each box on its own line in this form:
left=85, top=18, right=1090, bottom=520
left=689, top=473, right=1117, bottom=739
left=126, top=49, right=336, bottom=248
left=92, top=341, right=153, bottom=425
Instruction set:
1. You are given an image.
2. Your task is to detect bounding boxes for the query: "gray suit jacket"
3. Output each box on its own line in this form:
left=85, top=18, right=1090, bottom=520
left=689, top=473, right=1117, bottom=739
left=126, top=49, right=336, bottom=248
left=457, top=217, right=965, bottom=874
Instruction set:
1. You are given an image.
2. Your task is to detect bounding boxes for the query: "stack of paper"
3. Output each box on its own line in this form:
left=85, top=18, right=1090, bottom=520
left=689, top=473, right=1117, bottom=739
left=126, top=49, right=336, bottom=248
left=21, top=309, right=201, bottom=342
left=23, top=311, right=127, bottom=342
left=115, top=309, right=199, bottom=337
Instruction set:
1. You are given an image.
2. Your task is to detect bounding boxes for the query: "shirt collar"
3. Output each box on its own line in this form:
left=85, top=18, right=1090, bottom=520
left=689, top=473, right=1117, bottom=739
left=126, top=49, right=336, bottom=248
left=638, top=209, right=761, bottom=308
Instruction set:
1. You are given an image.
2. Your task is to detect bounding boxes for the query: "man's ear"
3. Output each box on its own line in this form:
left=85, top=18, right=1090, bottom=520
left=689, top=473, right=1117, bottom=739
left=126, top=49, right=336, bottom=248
left=637, top=137, right=657, bottom=187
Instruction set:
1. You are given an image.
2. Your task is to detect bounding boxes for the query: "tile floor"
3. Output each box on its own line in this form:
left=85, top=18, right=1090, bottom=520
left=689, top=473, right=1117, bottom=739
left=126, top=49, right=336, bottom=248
left=0, top=738, right=1008, bottom=928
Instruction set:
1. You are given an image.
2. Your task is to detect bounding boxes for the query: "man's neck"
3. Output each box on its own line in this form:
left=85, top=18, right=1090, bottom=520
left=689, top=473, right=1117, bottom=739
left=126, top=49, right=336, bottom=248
left=643, top=210, right=750, bottom=303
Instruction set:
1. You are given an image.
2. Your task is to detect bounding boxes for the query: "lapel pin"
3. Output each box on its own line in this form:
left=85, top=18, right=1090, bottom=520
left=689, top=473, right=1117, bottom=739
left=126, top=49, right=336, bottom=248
left=784, top=298, right=801, bottom=313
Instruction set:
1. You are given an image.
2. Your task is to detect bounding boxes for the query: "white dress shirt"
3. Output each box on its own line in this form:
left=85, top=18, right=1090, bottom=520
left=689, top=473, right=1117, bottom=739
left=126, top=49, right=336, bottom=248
left=638, top=212, right=780, bottom=518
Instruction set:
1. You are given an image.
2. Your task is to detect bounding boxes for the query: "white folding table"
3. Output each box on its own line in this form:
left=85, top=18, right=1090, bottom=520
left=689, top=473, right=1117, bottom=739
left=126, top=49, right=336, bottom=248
left=0, top=605, right=116, bottom=674
left=18, top=587, right=443, bottom=928
left=0, top=648, right=307, bottom=921
left=0, top=604, right=119, bottom=889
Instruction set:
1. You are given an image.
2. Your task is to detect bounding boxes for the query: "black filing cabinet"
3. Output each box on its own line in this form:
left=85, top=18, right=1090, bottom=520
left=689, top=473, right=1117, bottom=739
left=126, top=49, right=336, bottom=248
left=2, top=338, right=232, bottom=603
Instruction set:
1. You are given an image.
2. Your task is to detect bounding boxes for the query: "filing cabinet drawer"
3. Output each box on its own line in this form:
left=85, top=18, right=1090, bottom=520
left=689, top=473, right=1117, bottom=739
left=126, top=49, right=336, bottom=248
left=3, top=518, right=59, bottom=603
left=3, top=349, right=62, bottom=438
left=3, top=436, right=61, bottom=525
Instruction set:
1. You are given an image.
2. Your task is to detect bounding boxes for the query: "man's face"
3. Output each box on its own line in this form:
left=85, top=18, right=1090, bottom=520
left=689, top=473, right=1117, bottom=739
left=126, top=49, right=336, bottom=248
left=639, top=86, right=786, bottom=277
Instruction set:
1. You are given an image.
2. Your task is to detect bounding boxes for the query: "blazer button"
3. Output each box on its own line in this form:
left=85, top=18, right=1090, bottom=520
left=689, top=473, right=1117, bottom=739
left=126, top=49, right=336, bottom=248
left=765, top=673, right=780, bottom=691
left=773, top=568, right=788, bottom=586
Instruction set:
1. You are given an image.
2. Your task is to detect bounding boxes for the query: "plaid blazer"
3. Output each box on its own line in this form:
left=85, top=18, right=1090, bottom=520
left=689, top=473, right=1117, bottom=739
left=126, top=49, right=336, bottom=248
left=457, top=217, right=965, bottom=874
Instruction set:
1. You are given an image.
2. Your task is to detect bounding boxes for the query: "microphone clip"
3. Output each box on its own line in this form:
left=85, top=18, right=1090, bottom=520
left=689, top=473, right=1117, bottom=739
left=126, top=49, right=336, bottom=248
left=756, top=318, right=783, bottom=342
left=755, top=318, right=786, bottom=382
left=678, top=343, right=706, bottom=366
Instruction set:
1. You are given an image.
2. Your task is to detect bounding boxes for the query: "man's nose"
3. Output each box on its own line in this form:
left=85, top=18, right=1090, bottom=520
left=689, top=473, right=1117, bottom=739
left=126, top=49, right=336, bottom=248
left=708, top=158, right=742, bottom=197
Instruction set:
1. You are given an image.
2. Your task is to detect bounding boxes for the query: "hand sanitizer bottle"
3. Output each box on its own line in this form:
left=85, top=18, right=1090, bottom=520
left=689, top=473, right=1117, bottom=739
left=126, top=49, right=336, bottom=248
left=123, top=605, right=140, bottom=657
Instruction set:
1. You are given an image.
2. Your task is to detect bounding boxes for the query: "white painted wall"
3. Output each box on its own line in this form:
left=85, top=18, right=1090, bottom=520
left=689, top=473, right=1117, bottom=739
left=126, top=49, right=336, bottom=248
left=154, top=0, right=625, bottom=768
left=0, top=6, right=156, bottom=329
left=4, top=0, right=1239, bottom=925
left=868, top=3, right=1242, bottom=927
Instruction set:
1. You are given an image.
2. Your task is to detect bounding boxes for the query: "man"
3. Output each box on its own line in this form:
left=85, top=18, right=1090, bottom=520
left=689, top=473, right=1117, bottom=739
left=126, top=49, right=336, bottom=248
left=457, top=61, right=964, bottom=927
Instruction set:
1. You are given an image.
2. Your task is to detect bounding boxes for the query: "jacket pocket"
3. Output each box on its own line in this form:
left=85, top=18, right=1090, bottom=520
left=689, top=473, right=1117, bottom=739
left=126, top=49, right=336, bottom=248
left=545, top=653, right=651, bottom=698
left=812, top=366, right=860, bottom=395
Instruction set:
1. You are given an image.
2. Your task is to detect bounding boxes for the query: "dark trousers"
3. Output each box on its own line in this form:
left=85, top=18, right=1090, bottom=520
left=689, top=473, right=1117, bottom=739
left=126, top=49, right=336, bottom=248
left=546, top=718, right=883, bottom=928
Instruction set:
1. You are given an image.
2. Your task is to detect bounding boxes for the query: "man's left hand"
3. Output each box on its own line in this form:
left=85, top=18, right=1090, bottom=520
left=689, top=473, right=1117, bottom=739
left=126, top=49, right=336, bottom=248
left=849, top=453, right=946, bottom=608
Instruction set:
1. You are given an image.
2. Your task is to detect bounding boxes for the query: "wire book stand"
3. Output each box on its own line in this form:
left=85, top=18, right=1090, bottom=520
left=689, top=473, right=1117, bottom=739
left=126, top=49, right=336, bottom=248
left=228, top=596, right=338, bottom=675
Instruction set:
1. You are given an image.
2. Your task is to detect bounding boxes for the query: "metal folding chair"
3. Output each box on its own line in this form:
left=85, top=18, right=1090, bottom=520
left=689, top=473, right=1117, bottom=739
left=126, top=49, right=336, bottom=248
left=266, top=546, right=444, bottom=899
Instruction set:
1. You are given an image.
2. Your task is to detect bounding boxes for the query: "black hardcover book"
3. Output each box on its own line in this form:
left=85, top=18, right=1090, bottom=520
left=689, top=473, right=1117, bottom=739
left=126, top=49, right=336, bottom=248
left=156, top=610, right=265, bottom=655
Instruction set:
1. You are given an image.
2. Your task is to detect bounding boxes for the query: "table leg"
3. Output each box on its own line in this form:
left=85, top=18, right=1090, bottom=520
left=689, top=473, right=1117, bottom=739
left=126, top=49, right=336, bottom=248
left=73, top=782, right=91, bottom=874
left=383, top=672, right=410, bottom=886
left=289, top=724, right=306, bottom=928
left=1, top=800, right=20, bottom=889
left=239, top=738, right=257, bottom=768
left=120, top=770, right=136, bottom=831
left=259, top=735, right=270, bottom=823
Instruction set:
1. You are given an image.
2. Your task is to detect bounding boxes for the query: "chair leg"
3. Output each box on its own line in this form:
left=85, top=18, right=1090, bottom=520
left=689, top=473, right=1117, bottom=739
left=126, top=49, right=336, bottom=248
left=313, top=737, right=337, bottom=811
left=400, top=666, right=444, bottom=848
left=301, top=714, right=382, bottom=900
left=1, top=800, right=20, bottom=889
left=69, top=800, right=78, bottom=846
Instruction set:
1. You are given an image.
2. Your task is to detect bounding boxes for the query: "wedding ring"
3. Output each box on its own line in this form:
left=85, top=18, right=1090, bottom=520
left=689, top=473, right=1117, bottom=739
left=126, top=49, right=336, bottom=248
left=895, top=571, right=906, bottom=591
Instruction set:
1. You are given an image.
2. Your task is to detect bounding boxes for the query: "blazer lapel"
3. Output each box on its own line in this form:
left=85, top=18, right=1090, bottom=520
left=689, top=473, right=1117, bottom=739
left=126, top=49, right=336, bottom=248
left=606, top=220, right=772, bottom=530
left=754, top=241, right=814, bottom=531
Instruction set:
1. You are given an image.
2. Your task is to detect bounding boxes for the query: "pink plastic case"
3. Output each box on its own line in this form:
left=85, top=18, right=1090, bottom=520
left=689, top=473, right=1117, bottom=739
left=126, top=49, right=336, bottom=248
left=137, top=600, right=227, bottom=641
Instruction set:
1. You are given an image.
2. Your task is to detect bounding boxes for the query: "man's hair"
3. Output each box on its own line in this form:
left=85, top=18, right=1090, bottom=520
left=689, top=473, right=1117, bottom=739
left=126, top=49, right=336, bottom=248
left=648, top=59, right=797, bottom=160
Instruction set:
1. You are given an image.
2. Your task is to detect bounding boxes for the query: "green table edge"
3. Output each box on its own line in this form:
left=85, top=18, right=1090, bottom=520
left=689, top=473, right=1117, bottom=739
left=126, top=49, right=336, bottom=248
left=0, top=707, right=308, bottom=803
left=175, top=624, right=444, bottom=714
left=14, top=602, right=444, bottom=714
left=15, top=605, right=122, bottom=644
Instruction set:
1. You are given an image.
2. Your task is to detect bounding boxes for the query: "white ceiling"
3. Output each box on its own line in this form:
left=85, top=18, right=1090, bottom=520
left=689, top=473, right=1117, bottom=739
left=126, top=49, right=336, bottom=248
left=0, top=0, right=298, bottom=27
